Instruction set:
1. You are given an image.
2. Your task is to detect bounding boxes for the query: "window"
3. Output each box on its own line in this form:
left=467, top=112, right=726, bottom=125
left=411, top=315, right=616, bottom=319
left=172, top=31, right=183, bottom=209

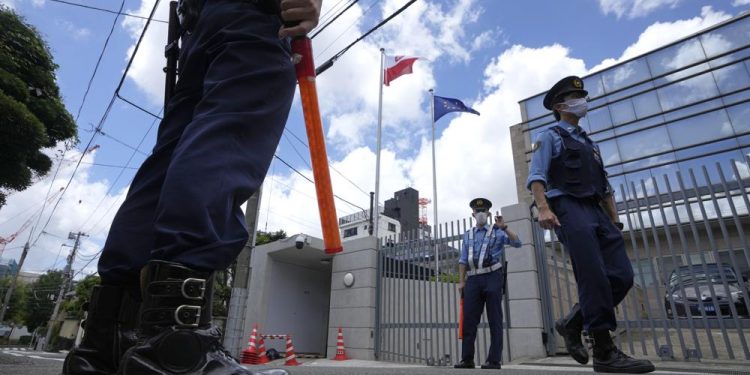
left=343, top=227, right=358, bottom=238
left=713, top=62, right=750, bottom=95
left=616, top=126, right=672, bottom=162
left=631, top=91, right=663, bottom=119
left=667, top=110, right=734, bottom=149
left=388, top=223, right=397, bottom=232
left=647, top=39, right=706, bottom=78
left=609, top=99, right=636, bottom=126
left=601, top=59, right=652, bottom=94
left=657, top=71, right=719, bottom=112
left=700, top=18, right=750, bottom=59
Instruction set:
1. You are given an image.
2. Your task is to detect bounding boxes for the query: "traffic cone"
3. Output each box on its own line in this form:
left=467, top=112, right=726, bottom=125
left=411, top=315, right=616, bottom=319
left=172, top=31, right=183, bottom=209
left=240, top=325, right=259, bottom=364
left=257, top=335, right=269, bottom=364
left=334, top=327, right=348, bottom=361
left=284, top=334, right=300, bottom=366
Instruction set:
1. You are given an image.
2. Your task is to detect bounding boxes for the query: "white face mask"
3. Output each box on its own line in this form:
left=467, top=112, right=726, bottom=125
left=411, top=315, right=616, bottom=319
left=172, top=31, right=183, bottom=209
left=474, top=212, right=488, bottom=226
left=561, top=97, right=588, bottom=118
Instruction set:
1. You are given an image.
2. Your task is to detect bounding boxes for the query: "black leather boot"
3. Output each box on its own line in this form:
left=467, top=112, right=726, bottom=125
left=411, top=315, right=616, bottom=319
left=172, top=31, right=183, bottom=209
left=454, top=359, right=475, bottom=368
left=62, top=285, right=139, bottom=375
left=555, top=303, right=589, bottom=364
left=592, top=330, right=655, bottom=373
left=117, top=260, right=252, bottom=375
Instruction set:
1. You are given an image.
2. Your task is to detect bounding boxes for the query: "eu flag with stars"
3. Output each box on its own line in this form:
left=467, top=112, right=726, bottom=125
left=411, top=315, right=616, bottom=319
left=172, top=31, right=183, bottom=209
left=433, top=95, right=480, bottom=122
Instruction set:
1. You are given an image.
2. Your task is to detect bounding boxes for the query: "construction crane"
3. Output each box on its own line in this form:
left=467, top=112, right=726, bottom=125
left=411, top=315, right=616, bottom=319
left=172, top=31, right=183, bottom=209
left=0, top=187, right=65, bottom=256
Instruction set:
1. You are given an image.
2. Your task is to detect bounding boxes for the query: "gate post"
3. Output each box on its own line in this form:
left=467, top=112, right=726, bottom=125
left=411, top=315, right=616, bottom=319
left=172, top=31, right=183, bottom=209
left=502, top=202, right=547, bottom=361
left=327, top=236, right=379, bottom=360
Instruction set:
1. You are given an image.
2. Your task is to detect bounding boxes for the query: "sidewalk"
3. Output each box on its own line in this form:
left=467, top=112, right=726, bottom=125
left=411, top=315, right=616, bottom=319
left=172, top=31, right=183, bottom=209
left=521, top=356, right=750, bottom=375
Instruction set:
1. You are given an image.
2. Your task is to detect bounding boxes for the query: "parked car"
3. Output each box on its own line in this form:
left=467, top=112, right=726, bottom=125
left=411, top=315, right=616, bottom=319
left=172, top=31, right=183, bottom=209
left=664, top=263, right=749, bottom=318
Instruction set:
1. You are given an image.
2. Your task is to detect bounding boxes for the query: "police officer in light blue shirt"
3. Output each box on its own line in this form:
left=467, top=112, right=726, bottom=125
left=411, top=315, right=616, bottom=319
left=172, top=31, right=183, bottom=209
left=527, top=76, right=654, bottom=374
left=454, top=198, right=521, bottom=370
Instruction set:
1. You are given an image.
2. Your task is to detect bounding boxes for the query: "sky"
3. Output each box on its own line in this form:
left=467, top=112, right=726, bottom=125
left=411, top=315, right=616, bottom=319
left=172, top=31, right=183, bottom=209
left=0, top=0, right=748, bottom=278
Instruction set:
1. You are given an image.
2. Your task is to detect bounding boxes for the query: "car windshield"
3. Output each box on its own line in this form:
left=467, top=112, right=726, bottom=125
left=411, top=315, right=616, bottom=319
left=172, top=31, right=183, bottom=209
left=669, top=266, right=738, bottom=287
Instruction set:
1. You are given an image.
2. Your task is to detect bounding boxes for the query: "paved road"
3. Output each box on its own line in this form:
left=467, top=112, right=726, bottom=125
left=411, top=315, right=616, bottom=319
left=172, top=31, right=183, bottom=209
left=0, top=348, right=733, bottom=375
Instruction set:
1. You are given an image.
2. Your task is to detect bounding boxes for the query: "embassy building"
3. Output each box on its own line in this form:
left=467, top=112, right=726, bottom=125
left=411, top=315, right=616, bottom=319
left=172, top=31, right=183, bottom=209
left=510, top=13, right=750, bottom=360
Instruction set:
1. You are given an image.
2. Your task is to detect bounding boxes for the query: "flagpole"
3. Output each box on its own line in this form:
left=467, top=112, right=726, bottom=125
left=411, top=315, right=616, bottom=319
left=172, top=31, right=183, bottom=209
left=430, top=89, right=438, bottom=275
left=374, top=48, right=385, bottom=241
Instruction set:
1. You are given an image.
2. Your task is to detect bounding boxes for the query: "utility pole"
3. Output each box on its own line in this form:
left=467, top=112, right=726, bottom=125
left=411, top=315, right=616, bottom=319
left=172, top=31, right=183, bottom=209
left=44, top=231, right=86, bottom=350
left=0, top=241, right=30, bottom=323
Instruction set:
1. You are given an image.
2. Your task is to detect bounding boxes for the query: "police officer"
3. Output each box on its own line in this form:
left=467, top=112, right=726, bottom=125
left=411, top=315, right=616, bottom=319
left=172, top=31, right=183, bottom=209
left=527, top=76, right=655, bottom=373
left=454, top=198, right=521, bottom=370
left=62, top=1, right=321, bottom=374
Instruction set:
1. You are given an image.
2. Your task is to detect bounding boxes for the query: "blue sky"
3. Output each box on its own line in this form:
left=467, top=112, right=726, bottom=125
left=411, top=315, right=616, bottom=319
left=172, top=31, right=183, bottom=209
left=0, top=0, right=748, bottom=276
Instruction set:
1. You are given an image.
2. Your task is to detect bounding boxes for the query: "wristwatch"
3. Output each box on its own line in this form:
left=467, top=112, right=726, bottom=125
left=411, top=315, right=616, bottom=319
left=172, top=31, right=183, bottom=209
left=614, top=222, right=624, bottom=230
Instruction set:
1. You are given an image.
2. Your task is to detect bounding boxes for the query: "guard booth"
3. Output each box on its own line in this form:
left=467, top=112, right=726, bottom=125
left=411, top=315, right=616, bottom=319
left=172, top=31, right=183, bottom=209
left=242, top=235, right=333, bottom=357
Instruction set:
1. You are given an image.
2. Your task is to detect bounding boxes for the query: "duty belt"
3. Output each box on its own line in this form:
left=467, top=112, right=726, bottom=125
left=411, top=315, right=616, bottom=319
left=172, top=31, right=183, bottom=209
left=466, top=262, right=502, bottom=277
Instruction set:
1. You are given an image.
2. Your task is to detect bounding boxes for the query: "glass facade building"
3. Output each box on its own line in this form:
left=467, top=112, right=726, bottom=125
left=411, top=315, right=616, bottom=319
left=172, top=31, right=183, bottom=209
left=512, top=13, right=750, bottom=204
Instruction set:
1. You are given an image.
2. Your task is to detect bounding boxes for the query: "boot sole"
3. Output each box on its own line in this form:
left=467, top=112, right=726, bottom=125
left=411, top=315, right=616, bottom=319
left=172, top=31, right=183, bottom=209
left=593, top=363, right=656, bottom=373
left=555, top=321, right=589, bottom=365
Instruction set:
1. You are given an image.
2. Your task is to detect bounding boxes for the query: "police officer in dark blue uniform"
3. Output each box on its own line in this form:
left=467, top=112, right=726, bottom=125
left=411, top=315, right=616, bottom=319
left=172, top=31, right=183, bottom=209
left=527, top=76, right=655, bottom=373
left=62, top=1, right=322, bottom=374
left=455, top=198, right=521, bottom=370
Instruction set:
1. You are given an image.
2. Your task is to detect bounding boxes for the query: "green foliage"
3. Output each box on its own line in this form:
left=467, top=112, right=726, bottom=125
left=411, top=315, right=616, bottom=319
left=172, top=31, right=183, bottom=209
left=0, top=276, right=28, bottom=325
left=62, top=274, right=100, bottom=320
left=0, top=6, right=76, bottom=208
left=255, top=230, right=287, bottom=246
left=23, top=270, right=63, bottom=332
left=431, top=273, right=460, bottom=283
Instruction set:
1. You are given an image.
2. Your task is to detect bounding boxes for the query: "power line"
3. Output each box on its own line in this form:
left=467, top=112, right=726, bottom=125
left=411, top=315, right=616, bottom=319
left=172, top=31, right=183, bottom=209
left=30, top=0, right=162, bottom=249
left=311, top=0, right=358, bottom=39
left=73, top=0, right=124, bottom=122
left=48, top=0, right=168, bottom=23
left=314, top=0, right=379, bottom=61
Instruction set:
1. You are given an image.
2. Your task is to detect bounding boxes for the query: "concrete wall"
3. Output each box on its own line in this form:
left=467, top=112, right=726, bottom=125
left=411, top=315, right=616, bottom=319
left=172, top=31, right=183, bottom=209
left=264, top=260, right=330, bottom=354
left=327, top=236, right=378, bottom=360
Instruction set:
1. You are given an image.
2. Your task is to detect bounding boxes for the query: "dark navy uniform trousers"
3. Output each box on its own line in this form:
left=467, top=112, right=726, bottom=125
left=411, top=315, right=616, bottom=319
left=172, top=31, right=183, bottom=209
left=462, top=269, right=504, bottom=363
left=98, top=0, right=295, bottom=289
left=551, top=195, right=634, bottom=332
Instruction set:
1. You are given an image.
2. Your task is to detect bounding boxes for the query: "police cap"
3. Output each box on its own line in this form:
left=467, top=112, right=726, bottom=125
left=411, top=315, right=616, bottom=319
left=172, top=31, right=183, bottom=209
left=469, top=198, right=492, bottom=211
left=543, top=76, right=588, bottom=110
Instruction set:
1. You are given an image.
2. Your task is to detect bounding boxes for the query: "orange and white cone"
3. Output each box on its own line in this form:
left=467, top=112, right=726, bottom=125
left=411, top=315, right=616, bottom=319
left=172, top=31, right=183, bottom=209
left=257, top=335, right=269, bottom=364
left=284, top=334, right=300, bottom=366
left=334, top=327, right=348, bottom=361
left=240, top=325, right=259, bottom=364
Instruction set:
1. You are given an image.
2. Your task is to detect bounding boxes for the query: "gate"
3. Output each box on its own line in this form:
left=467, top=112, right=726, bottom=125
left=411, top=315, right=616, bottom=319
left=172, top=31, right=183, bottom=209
left=534, top=161, right=750, bottom=361
left=375, top=221, right=511, bottom=365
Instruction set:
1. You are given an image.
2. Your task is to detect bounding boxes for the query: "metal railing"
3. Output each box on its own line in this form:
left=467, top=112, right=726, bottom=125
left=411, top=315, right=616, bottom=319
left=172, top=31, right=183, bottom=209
left=534, top=160, right=750, bottom=361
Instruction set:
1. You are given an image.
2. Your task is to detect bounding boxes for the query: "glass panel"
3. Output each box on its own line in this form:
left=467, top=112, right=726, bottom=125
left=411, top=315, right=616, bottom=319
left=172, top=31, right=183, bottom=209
left=647, top=39, right=707, bottom=77
left=527, top=113, right=556, bottom=130
left=616, top=126, right=672, bottom=162
left=601, top=59, right=652, bottom=93
left=663, top=98, right=723, bottom=122
left=739, top=134, right=750, bottom=146
left=700, top=18, right=750, bottom=58
left=578, top=115, right=592, bottom=134
left=675, top=138, right=740, bottom=161
left=624, top=169, right=655, bottom=199
left=708, top=47, right=750, bottom=69
left=668, top=110, right=734, bottom=149
left=614, top=115, right=665, bottom=136
left=608, top=174, right=627, bottom=202
left=727, top=100, right=750, bottom=134
left=722, top=87, right=750, bottom=106
left=589, top=129, right=614, bottom=143
left=632, top=90, right=663, bottom=119
left=621, top=152, right=676, bottom=172
left=524, top=94, right=548, bottom=120
left=609, top=99, right=636, bottom=125
left=598, top=139, right=621, bottom=166
left=584, top=74, right=605, bottom=99
left=607, top=81, right=655, bottom=103
left=657, top=71, right=719, bottom=112
left=587, top=106, right=613, bottom=133
left=713, top=62, right=750, bottom=94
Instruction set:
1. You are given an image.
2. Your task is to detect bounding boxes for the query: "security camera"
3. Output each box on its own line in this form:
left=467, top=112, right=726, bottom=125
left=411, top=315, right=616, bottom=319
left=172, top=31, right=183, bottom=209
left=295, top=235, right=306, bottom=249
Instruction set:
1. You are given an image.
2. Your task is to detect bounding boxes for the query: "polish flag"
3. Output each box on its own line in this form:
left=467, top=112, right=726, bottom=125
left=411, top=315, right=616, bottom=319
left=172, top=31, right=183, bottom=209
left=384, top=55, right=419, bottom=86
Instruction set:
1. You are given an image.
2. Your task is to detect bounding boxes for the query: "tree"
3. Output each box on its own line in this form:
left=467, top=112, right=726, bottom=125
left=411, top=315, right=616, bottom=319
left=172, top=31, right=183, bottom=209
left=23, top=270, right=63, bottom=332
left=255, top=230, right=287, bottom=246
left=0, top=6, right=77, bottom=208
left=63, top=274, right=100, bottom=320
left=0, top=276, right=27, bottom=325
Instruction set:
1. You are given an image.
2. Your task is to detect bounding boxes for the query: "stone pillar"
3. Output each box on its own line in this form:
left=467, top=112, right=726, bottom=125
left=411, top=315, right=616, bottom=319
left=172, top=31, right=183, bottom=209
left=327, top=236, right=378, bottom=360
left=502, top=202, right=547, bottom=361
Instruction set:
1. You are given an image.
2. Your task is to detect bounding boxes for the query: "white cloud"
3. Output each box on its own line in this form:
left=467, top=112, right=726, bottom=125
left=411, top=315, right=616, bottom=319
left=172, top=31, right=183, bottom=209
left=57, top=20, right=91, bottom=40
left=0, top=145, right=128, bottom=276
left=733, top=0, right=750, bottom=6
left=0, top=0, right=17, bottom=9
left=598, top=0, right=682, bottom=19
left=590, top=6, right=732, bottom=73
left=30, top=0, right=43, bottom=7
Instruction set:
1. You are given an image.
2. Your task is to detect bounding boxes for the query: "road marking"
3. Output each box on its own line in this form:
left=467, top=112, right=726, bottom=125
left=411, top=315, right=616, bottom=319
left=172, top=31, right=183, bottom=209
left=2, top=349, right=66, bottom=362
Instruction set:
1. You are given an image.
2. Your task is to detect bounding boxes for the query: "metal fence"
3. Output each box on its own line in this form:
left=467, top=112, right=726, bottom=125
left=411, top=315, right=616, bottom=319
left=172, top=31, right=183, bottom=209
left=534, top=160, right=750, bottom=361
left=375, top=223, right=510, bottom=366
